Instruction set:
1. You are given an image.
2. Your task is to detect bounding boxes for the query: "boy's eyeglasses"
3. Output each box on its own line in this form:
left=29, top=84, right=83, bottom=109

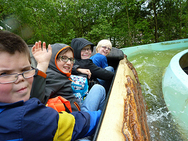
left=0, top=68, right=36, bottom=84
left=81, top=48, right=91, bottom=52
left=59, top=56, right=75, bottom=64
left=102, top=46, right=111, bottom=51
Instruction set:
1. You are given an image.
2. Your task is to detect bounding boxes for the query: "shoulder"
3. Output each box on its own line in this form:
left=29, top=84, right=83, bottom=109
left=96, top=53, right=106, bottom=59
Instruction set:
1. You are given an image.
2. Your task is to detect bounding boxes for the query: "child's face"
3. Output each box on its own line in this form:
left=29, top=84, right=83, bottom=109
left=56, top=50, right=74, bottom=73
left=81, top=45, right=92, bottom=59
left=0, top=51, right=33, bottom=103
left=98, top=46, right=111, bottom=56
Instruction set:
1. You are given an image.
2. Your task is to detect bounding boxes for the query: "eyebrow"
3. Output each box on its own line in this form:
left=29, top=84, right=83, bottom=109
left=0, top=65, right=31, bottom=72
left=83, top=47, right=91, bottom=49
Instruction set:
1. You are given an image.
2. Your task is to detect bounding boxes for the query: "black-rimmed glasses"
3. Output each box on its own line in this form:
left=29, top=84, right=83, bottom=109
left=59, top=56, right=75, bottom=64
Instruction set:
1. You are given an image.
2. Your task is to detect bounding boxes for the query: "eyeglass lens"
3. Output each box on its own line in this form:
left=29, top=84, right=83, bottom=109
left=59, top=56, right=75, bottom=63
left=0, top=68, right=35, bottom=84
left=102, top=46, right=111, bottom=51
left=82, top=48, right=91, bottom=52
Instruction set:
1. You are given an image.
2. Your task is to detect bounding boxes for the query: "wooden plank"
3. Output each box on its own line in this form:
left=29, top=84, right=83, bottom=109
left=96, top=58, right=136, bottom=141
left=96, top=57, right=150, bottom=141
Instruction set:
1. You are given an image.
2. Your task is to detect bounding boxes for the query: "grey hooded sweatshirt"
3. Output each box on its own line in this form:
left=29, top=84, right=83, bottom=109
left=44, top=43, right=81, bottom=112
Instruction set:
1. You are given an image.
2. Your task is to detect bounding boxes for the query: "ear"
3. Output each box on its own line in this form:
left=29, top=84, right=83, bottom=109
left=96, top=46, right=99, bottom=53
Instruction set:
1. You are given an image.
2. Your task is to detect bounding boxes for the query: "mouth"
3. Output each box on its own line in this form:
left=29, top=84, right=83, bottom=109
left=83, top=54, right=89, bottom=56
left=83, top=54, right=91, bottom=58
left=102, top=51, right=108, bottom=55
left=63, top=66, right=71, bottom=71
left=16, top=87, right=28, bottom=94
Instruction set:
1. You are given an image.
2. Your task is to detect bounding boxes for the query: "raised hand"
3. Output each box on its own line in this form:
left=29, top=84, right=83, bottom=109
left=32, top=41, right=52, bottom=73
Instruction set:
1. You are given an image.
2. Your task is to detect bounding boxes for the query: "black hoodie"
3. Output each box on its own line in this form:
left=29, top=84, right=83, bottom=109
left=71, top=38, right=114, bottom=81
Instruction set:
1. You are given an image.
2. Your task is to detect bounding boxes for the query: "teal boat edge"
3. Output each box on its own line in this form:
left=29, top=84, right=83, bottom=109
left=121, top=38, right=188, bottom=58
left=162, top=49, right=188, bottom=131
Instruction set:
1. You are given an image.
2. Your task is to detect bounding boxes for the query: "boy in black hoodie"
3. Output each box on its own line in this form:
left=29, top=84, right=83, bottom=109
left=71, top=38, right=114, bottom=92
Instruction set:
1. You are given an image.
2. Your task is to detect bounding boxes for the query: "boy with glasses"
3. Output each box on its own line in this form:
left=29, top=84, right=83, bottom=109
left=91, top=39, right=113, bottom=69
left=0, top=31, right=101, bottom=141
left=90, top=39, right=114, bottom=91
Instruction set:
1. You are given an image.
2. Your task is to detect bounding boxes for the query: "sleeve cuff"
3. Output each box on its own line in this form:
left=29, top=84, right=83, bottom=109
left=35, top=69, right=47, bottom=78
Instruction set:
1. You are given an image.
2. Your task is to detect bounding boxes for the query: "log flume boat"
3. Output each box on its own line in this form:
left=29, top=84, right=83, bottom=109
left=162, top=48, right=188, bottom=132
left=92, top=47, right=150, bottom=141
left=29, top=44, right=151, bottom=141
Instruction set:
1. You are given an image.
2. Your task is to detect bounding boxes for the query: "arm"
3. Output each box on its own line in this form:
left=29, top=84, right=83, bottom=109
left=30, top=69, right=47, bottom=101
left=89, top=60, right=114, bottom=80
left=75, top=59, right=114, bottom=80
left=76, top=68, right=91, bottom=79
left=72, top=64, right=91, bottom=79
left=30, top=41, right=52, bottom=102
left=101, top=56, right=108, bottom=69
left=72, top=64, right=80, bottom=75
left=53, top=110, right=101, bottom=141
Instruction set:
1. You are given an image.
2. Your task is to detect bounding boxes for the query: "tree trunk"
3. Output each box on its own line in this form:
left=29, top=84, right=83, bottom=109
left=152, top=1, right=158, bottom=43
left=125, top=2, right=132, bottom=46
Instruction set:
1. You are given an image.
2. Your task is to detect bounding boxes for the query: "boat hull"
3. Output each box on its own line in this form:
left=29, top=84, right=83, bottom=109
left=95, top=57, right=150, bottom=141
left=162, top=49, right=188, bottom=131
left=121, top=39, right=188, bottom=58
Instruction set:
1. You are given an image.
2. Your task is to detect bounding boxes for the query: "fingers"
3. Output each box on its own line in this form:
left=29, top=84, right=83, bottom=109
left=86, top=70, right=91, bottom=79
left=48, top=44, right=52, bottom=52
left=33, top=41, right=48, bottom=51
left=32, top=41, right=40, bottom=52
left=32, top=42, right=38, bottom=53
left=38, top=41, right=41, bottom=49
left=43, top=42, right=46, bottom=50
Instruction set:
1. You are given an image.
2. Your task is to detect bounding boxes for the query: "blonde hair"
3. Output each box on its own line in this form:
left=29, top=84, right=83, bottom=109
left=96, top=39, right=112, bottom=54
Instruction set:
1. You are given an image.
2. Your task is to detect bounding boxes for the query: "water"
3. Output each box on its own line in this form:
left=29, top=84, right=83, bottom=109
left=128, top=48, right=188, bottom=141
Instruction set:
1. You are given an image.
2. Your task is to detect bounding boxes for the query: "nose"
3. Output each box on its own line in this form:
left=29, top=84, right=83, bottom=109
left=66, top=59, right=72, bottom=64
left=14, top=74, right=25, bottom=83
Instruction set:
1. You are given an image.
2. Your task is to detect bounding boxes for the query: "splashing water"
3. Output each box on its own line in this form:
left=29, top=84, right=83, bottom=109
left=128, top=48, right=188, bottom=141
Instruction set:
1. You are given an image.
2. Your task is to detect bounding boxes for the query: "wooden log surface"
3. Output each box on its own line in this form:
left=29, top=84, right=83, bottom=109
left=96, top=57, right=150, bottom=141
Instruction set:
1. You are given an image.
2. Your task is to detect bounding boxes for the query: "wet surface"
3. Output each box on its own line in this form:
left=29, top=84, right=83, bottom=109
left=127, top=48, right=188, bottom=141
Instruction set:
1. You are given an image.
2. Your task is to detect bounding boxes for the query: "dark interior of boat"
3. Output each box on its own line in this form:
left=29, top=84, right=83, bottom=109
left=179, top=52, right=188, bottom=75
left=183, top=67, right=188, bottom=74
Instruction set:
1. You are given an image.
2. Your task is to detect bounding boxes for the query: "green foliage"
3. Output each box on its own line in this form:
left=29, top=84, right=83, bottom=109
left=0, top=0, right=188, bottom=47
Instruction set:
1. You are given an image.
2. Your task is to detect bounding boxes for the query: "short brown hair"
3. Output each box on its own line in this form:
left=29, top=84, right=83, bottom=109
left=57, top=46, right=74, bottom=59
left=0, top=30, right=30, bottom=61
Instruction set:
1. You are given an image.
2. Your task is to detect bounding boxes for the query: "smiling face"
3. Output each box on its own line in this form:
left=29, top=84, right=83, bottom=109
left=0, top=51, right=33, bottom=103
left=81, top=45, right=92, bottom=59
left=97, top=46, right=112, bottom=56
left=56, top=50, right=74, bottom=73
left=96, top=39, right=112, bottom=56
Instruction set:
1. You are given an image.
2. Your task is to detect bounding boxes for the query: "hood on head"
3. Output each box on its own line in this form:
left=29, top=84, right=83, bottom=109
left=49, top=43, right=73, bottom=77
left=71, top=38, right=94, bottom=59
